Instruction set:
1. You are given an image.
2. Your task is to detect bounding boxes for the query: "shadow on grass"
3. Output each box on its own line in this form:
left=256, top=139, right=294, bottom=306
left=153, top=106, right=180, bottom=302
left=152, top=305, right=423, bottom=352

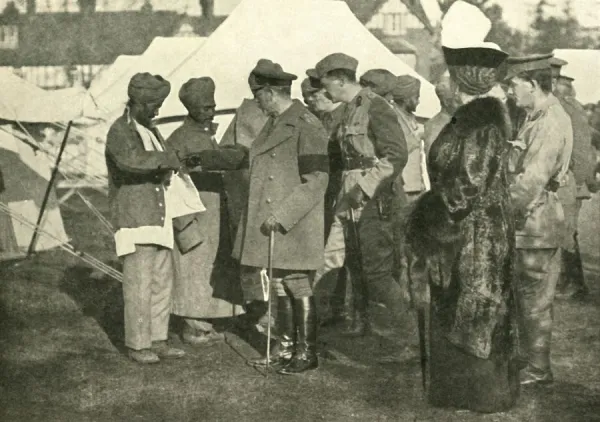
left=59, top=265, right=126, bottom=354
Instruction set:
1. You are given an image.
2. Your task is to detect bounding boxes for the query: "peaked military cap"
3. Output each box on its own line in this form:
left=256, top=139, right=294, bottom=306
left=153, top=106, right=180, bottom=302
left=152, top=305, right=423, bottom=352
left=314, top=53, right=359, bottom=79
left=504, top=53, right=554, bottom=80
left=301, top=77, right=321, bottom=95
left=549, top=57, right=568, bottom=77
left=558, top=74, right=574, bottom=82
left=359, top=69, right=396, bottom=96
left=248, top=59, right=297, bottom=91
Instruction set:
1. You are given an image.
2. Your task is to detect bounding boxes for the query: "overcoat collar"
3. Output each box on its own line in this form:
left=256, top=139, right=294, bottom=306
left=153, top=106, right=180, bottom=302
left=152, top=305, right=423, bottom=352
left=252, top=100, right=305, bottom=156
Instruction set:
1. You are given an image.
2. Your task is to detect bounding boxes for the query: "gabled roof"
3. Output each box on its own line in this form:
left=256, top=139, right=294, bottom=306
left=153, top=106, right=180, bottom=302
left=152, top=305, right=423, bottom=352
left=341, top=0, right=388, bottom=23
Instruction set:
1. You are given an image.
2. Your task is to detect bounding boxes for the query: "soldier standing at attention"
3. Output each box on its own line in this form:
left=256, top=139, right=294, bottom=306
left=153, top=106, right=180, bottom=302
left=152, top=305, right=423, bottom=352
left=549, top=58, right=596, bottom=300
left=301, top=73, right=351, bottom=328
left=505, top=54, right=574, bottom=385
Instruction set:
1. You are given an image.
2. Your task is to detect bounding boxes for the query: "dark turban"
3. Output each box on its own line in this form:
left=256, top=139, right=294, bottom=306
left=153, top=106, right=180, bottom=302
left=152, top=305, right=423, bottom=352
left=179, top=77, right=216, bottom=110
left=392, top=75, right=421, bottom=100
left=359, top=69, right=396, bottom=97
left=128, top=72, right=171, bottom=104
left=447, top=65, right=499, bottom=96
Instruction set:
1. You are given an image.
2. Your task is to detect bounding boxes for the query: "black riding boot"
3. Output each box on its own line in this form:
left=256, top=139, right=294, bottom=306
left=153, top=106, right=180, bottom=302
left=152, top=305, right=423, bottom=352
left=249, top=295, right=295, bottom=368
left=278, top=296, right=319, bottom=374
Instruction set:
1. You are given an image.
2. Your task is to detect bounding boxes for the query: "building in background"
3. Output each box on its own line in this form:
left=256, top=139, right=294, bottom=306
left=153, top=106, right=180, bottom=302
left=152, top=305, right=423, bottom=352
left=0, top=0, right=224, bottom=89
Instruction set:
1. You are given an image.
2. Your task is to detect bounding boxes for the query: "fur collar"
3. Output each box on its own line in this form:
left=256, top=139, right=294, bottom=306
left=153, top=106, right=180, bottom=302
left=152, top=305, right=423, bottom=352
left=451, top=96, right=512, bottom=141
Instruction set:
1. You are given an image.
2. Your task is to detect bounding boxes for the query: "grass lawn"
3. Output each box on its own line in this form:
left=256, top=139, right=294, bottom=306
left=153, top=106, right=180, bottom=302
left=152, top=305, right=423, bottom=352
left=1, top=192, right=599, bottom=422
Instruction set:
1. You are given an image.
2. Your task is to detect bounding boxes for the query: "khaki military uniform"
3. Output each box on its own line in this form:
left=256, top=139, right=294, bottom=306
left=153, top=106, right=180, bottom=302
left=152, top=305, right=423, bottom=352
left=508, top=94, right=573, bottom=376
left=314, top=88, right=408, bottom=324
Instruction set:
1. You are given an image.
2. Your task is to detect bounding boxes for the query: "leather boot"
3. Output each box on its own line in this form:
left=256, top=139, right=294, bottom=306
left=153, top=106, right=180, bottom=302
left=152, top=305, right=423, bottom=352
left=278, top=296, right=319, bottom=374
left=249, top=296, right=295, bottom=368
left=521, top=309, right=554, bottom=385
left=321, top=268, right=350, bottom=328
left=557, top=248, right=589, bottom=300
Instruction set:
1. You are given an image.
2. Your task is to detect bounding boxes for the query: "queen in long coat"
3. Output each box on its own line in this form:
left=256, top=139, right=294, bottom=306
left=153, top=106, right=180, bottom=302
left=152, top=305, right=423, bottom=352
left=404, top=14, right=520, bottom=411
left=166, top=78, right=244, bottom=343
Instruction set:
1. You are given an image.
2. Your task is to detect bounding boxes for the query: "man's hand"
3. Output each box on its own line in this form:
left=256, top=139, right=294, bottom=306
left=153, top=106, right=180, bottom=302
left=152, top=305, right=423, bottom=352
left=260, top=215, right=283, bottom=236
left=348, top=185, right=366, bottom=209
left=183, top=154, right=203, bottom=168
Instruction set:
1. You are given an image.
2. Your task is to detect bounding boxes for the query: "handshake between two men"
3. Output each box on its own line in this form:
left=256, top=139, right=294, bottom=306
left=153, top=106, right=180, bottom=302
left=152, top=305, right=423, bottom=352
left=181, top=143, right=283, bottom=236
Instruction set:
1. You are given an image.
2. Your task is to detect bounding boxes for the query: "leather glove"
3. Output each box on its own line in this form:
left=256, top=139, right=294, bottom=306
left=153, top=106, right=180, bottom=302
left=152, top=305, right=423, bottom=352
left=260, top=215, right=283, bottom=236
left=348, top=185, right=366, bottom=209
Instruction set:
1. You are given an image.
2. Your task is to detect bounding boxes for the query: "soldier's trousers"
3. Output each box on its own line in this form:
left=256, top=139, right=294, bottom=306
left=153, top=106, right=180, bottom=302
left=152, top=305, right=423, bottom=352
left=240, top=266, right=314, bottom=300
left=122, top=245, right=174, bottom=351
left=313, top=214, right=364, bottom=315
left=358, top=196, right=410, bottom=319
left=515, top=248, right=561, bottom=373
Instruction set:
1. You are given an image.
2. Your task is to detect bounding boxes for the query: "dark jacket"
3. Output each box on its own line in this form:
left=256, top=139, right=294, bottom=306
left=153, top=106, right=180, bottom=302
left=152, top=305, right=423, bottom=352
left=406, top=97, right=515, bottom=359
left=105, top=110, right=180, bottom=231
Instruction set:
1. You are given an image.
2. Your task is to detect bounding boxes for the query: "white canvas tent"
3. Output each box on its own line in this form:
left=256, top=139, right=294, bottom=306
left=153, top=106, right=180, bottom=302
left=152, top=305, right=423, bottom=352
left=553, top=49, right=600, bottom=105
left=158, top=0, right=441, bottom=136
left=88, top=55, right=140, bottom=102
left=0, top=69, right=100, bottom=123
left=0, top=126, right=69, bottom=261
left=90, top=37, right=207, bottom=118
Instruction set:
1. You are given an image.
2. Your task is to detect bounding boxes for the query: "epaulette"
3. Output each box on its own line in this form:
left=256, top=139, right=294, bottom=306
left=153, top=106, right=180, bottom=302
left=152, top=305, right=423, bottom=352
left=300, top=112, right=320, bottom=126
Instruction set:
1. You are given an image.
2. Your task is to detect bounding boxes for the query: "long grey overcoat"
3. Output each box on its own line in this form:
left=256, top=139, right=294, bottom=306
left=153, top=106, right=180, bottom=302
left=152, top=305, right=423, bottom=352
left=232, top=100, right=329, bottom=270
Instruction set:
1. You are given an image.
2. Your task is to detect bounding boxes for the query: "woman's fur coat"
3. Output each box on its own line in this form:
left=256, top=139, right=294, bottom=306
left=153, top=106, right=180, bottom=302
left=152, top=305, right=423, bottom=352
left=405, top=96, right=517, bottom=359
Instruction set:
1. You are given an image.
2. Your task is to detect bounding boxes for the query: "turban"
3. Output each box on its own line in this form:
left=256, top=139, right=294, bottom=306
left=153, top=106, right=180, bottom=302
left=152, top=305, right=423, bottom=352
left=248, top=59, right=297, bottom=91
left=179, top=77, right=216, bottom=110
left=359, top=69, right=396, bottom=97
left=392, top=75, right=421, bottom=100
left=128, top=72, right=171, bottom=104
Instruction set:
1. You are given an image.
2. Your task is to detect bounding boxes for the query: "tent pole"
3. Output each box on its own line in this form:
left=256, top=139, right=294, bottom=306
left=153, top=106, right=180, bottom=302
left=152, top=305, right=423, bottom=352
left=27, top=120, right=73, bottom=258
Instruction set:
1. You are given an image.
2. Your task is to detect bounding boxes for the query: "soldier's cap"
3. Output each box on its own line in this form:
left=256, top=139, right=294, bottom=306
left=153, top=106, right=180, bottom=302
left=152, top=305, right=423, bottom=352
left=503, top=53, right=554, bottom=81
left=549, top=57, right=568, bottom=77
left=179, top=77, right=216, bottom=110
left=314, top=53, right=359, bottom=79
left=359, top=69, right=396, bottom=97
left=301, top=77, right=321, bottom=95
left=248, top=59, right=297, bottom=91
left=558, top=74, right=575, bottom=82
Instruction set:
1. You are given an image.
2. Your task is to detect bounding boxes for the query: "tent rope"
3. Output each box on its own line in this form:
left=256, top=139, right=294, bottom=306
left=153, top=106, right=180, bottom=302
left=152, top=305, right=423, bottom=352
left=0, top=202, right=123, bottom=282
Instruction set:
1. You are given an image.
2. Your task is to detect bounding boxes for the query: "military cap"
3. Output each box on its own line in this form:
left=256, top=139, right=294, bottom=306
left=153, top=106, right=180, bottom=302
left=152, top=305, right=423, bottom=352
left=314, top=53, right=359, bottom=79
left=558, top=74, right=574, bottom=82
left=549, top=57, right=568, bottom=78
left=301, top=77, right=321, bottom=95
left=179, top=77, right=216, bottom=110
left=248, top=59, right=297, bottom=91
left=128, top=72, right=171, bottom=104
left=359, top=69, right=396, bottom=96
left=504, top=53, right=554, bottom=80
left=392, top=75, right=421, bottom=100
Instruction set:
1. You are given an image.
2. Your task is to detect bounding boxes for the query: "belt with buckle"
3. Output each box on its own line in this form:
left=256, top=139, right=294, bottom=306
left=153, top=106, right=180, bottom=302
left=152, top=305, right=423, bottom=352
left=343, top=156, right=377, bottom=171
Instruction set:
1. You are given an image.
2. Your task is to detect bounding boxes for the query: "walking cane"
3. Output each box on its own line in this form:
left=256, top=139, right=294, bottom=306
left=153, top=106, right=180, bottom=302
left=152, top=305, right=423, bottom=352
left=265, top=229, right=275, bottom=376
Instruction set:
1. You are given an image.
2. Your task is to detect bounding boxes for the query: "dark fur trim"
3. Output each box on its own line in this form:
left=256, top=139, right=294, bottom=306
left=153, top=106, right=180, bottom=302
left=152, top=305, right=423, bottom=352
left=450, top=96, right=512, bottom=142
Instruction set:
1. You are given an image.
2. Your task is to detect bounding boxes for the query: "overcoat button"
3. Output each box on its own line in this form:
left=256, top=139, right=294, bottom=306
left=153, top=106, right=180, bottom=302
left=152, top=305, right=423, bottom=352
left=271, top=153, right=276, bottom=158
left=268, top=175, right=274, bottom=180
left=266, top=198, right=272, bottom=204
left=155, top=187, right=160, bottom=192
left=158, top=203, right=163, bottom=207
